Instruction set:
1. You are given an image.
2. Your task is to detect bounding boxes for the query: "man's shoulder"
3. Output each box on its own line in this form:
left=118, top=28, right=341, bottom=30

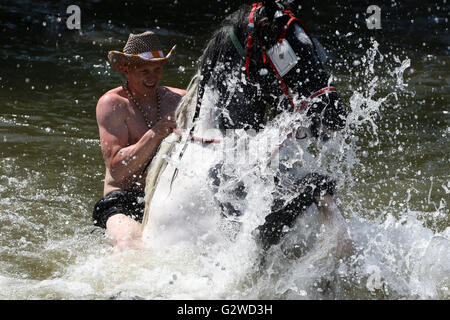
left=161, top=86, right=186, bottom=100
left=97, top=86, right=128, bottom=106
left=160, top=86, right=186, bottom=106
left=163, top=86, right=187, bottom=97
left=96, top=87, right=129, bottom=120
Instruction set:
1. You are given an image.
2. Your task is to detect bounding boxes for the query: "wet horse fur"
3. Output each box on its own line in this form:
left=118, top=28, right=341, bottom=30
left=186, top=1, right=348, bottom=250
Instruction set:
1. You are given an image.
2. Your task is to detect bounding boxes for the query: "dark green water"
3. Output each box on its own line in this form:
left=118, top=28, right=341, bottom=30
left=0, top=0, right=448, bottom=299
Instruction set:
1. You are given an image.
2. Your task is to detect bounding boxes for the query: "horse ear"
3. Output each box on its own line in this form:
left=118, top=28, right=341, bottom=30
left=262, top=0, right=279, bottom=21
left=279, top=0, right=298, bottom=12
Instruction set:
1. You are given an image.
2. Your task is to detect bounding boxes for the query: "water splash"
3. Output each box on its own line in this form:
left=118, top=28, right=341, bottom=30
left=1, top=40, right=447, bottom=300
left=69, top=42, right=448, bottom=299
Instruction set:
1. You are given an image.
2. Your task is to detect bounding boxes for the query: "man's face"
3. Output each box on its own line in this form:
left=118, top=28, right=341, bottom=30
left=123, top=61, right=165, bottom=95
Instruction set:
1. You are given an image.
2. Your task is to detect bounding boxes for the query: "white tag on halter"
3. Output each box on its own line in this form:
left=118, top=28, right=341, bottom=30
left=267, top=39, right=298, bottom=77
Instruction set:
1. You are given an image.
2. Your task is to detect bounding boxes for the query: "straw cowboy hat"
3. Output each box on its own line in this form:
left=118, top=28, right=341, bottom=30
left=108, top=31, right=176, bottom=72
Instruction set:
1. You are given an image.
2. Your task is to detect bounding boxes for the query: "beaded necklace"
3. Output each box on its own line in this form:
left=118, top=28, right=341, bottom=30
left=123, top=81, right=161, bottom=128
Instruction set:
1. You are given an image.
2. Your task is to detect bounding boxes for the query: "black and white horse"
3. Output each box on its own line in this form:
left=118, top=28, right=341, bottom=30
left=142, top=1, right=350, bottom=254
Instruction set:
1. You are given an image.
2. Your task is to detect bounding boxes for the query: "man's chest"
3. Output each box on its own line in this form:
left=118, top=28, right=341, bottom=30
left=125, top=101, right=174, bottom=145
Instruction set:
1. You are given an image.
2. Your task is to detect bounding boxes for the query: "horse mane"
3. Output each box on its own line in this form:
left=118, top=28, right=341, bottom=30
left=142, top=6, right=256, bottom=229
left=194, top=5, right=252, bottom=116
left=198, top=5, right=250, bottom=77
left=174, top=71, right=200, bottom=130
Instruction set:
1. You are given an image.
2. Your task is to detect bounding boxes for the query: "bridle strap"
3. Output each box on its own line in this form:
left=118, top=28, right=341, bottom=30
left=229, top=27, right=246, bottom=59
left=278, top=10, right=313, bottom=43
left=296, top=87, right=337, bottom=111
left=264, top=51, right=295, bottom=107
left=245, top=2, right=263, bottom=78
left=248, top=2, right=262, bottom=29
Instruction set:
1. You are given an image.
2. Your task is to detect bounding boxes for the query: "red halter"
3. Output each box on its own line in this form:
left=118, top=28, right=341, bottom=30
left=244, top=4, right=336, bottom=111
left=245, top=2, right=263, bottom=78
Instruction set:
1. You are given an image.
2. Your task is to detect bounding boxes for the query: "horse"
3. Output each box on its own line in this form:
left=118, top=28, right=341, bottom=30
left=141, top=1, right=351, bottom=255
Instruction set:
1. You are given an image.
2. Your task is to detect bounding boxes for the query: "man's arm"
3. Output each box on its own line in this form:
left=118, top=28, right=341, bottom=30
left=96, top=94, right=175, bottom=187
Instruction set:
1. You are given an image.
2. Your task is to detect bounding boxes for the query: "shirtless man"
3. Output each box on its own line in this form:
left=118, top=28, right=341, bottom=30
left=92, top=31, right=186, bottom=252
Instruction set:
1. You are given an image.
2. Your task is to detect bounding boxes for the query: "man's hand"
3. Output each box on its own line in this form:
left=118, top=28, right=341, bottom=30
left=152, top=111, right=176, bottom=139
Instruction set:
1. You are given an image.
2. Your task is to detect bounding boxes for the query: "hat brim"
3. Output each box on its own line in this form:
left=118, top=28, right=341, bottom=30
left=108, top=45, right=176, bottom=72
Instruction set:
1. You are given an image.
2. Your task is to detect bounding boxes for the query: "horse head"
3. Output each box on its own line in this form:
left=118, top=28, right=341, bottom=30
left=195, top=1, right=347, bottom=137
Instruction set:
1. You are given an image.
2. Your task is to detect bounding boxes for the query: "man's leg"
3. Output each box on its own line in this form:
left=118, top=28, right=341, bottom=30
left=106, top=214, right=144, bottom=253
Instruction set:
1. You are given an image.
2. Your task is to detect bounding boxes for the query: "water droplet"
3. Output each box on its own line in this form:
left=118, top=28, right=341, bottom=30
left=259, top=68, right=268, bottom=76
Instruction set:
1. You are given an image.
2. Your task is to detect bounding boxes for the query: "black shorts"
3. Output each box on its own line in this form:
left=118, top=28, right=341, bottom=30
left=92, top=190, right=145, bottom=229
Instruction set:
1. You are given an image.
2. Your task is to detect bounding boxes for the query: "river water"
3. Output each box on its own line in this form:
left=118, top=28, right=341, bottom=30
left=0, top=0, right=448, bottom=299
